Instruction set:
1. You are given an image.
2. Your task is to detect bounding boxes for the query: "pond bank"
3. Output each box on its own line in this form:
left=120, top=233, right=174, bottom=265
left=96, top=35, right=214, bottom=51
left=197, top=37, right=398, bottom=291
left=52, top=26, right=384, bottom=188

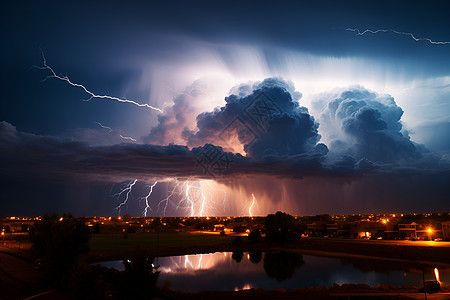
left=85, top=237, right=450, bottom=267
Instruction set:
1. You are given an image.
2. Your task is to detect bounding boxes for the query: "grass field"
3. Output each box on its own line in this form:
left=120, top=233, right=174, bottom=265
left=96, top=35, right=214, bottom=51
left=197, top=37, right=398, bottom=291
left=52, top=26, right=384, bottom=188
left=89, top=231, right=234, bottom=254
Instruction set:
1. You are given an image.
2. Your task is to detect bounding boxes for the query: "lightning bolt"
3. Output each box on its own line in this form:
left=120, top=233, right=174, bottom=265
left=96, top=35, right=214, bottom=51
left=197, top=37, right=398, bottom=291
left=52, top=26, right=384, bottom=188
left=184, top=255, right=194, bottom=268
left=139, top=181, right=158, bottom=217
left=35, top=50, right=163, bottom=112
left=204, top=180, right=227, bottom=211
left=94, top=121, right=137, bottom=142
left=198, top=181, right=207, bottom=217
left=113, top=179, right=137, bottom=216
left=249, top=193, right=256, bottom=217
left=185, top=182, right=195, bottom=216
left=110, top=179, right=227, bottom=217
left=197, top=254, right=203, bottom=269
left=156, top=180, right=182, bottom=217
left=119, top=135, right=137, bottom=142
left=94, top=121, right=113, bottom=132
left=346, top=28, right=450, bottom=45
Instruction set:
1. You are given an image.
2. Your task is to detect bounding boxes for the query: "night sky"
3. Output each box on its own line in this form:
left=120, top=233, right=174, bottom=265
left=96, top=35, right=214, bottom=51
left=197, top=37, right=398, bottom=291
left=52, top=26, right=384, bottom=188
left=1, top=0, right=449, bottom=217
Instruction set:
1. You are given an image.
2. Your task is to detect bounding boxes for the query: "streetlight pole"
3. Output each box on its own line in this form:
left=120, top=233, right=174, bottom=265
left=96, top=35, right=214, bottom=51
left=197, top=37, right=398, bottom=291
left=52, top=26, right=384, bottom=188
left=422, top=269, right=427, bottom=300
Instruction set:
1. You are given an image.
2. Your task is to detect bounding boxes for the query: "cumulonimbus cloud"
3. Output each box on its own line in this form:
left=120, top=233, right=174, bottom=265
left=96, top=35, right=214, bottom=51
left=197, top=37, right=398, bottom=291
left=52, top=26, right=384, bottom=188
left=1, top=78, right=449, bottom=216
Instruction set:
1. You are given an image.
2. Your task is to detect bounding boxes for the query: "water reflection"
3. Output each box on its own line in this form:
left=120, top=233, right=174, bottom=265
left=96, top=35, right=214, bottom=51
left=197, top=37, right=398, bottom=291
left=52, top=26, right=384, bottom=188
left=249, top=250, right=262, bottom=264
left=264, top=251, right=304, bottom=281
left=96, top=252, right=450, bottom=292
left=232, top=251, right=243, bottom=263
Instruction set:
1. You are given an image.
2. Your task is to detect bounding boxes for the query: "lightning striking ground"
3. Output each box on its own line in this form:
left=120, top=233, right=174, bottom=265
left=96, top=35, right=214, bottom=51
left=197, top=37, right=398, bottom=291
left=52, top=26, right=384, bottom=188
left=139, top=181, right=158, bottom=217
left=156, top=180, right=182, bottom=217
left=113, top=179, right=137, bottom=216
left=36, top=50, right=162, bottom=112
left=346, top=28, right=450, bottom=45
left=249, top=193, right=256, bottom=217
left=110, top=179, right=227, bottom=217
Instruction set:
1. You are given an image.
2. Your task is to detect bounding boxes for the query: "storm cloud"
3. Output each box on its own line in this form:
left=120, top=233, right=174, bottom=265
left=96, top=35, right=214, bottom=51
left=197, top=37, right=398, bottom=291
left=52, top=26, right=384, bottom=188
left=1, top=79, right=449, bottom=216
left=314, top=86, right=421, bottom=163
left=186, top=78, right=325, bottom=159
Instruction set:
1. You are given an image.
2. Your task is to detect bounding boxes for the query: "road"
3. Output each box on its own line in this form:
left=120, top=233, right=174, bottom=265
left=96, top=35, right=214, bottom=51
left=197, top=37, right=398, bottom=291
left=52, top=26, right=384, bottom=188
left=0, top=247, right=46, bottom=300
left=310, top=237, right=450, bottom=248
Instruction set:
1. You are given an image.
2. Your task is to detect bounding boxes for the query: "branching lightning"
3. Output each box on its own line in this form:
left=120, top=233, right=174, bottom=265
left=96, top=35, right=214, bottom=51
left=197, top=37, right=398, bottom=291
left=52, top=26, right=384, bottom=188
left=156, top=180, right=182, bottom=217
left=346, top=28, right=450, bottom=45
left=35, top=50, right=162, bottom=112
left=249, top=193, right=256, bottom=217
left=185, top=183, right=195, bottom=216
left=113, top=179, right=137, bottom=216
left=139, top=181, right=158, bottom=217
left=198, top=181, right=207, bottom=217
left=111, top=179, right=227, bottom=217
left=94, top=121, right=137, bottom=142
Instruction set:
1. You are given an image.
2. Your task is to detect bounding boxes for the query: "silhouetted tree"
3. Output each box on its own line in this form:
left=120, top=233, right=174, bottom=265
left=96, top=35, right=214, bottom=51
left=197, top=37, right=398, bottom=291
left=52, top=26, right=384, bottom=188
left=113, top=248, right=160, bottom=299
left=232, top=251, right=243, bottom=263
left=29, top=213, right=91, bottom=288
left=67, top=262, right=112, bottom=300
left=263, top=251, right=304, bottom=281
left=249, top=250, right=262, bottom=264
left=248, top=229, right=262, bottom=244
left=265, top=211, right=299, bottom=245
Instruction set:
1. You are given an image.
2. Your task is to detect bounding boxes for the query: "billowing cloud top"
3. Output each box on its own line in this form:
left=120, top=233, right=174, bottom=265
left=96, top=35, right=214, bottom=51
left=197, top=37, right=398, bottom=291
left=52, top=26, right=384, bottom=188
left=316, top=87, right=421, bottom=163
left=186, top=78, right=325, bottom=159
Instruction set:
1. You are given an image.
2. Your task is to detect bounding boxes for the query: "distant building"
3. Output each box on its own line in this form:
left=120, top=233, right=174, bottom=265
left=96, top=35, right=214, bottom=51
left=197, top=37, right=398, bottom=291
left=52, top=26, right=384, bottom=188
left=399, top=222, right=443, bottom=240
left=306, top=222, right=326, bottom=237
left=398, top=222, right=418, bottom=239
left=441, top=221, right=450, bottom=241
left=357, top=221, right=385, bottom=239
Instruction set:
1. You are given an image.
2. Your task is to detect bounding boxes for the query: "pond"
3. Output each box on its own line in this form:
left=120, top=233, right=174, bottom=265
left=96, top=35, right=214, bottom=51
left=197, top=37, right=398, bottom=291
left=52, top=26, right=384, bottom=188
left=95, top=251, right=450, bottom=292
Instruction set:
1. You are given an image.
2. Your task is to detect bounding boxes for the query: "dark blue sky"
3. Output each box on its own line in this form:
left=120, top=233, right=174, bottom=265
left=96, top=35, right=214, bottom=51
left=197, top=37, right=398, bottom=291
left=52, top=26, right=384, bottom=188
left=1, top=0, right=449, bottom=216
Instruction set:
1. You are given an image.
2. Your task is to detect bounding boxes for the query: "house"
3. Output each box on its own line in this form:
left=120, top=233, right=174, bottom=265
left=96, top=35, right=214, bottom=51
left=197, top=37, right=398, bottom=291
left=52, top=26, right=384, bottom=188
left=306, top=222, right=326, bottom=237
left=398, top=222, right=418, bottom=239
left=399, top=222, right=443, bottom=240
left=357, top=221, right=385, bottom=239
left=442, top=221, right=450, bottom=241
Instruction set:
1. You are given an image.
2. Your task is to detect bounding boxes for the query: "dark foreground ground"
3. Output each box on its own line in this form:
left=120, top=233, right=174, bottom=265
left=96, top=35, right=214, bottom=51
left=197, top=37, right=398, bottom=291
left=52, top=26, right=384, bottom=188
left=1, top=233, right=450, bottom=300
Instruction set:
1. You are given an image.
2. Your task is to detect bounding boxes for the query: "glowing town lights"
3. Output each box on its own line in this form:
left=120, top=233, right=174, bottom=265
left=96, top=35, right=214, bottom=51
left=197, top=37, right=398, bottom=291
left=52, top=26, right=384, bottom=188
left=434, top=268, right=440, bottom=282
left=59, top=217, right=63, bottom=222
left=382, top=220, right=387, bottom=224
